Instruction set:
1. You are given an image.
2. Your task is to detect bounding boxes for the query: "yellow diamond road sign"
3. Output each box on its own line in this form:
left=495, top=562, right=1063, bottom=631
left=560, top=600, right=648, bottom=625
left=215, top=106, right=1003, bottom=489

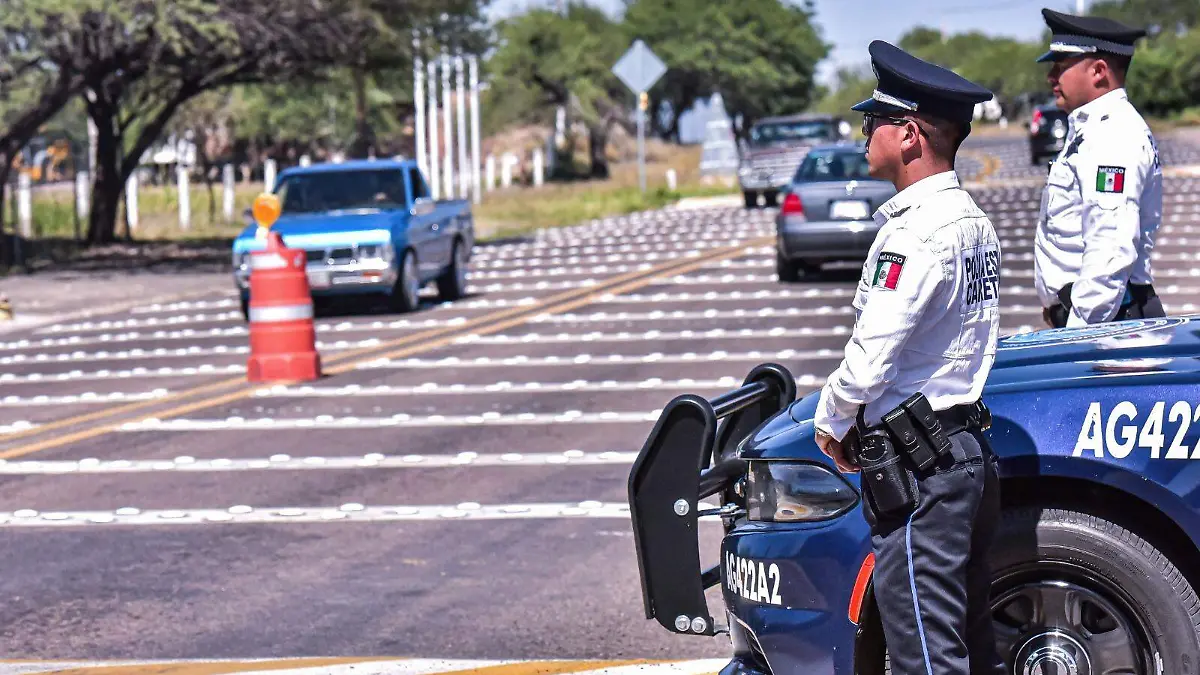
left=612, top=39, right=667, bottom=95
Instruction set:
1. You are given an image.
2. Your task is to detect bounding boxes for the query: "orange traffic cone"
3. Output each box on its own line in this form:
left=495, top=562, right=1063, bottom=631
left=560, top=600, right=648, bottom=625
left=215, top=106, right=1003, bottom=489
left=245, top=194, right=321, bottom=382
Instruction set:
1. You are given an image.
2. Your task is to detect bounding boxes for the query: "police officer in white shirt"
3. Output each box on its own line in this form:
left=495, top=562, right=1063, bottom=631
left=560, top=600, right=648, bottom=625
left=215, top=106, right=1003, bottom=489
left=1033, top=8, right=1164, bottom=328
left=813, top=40, right=1004, bottom=675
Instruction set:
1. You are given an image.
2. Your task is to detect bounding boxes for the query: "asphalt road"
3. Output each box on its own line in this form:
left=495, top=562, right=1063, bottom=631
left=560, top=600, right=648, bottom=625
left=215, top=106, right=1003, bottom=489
left=0, top=136, right=1199, bottom=669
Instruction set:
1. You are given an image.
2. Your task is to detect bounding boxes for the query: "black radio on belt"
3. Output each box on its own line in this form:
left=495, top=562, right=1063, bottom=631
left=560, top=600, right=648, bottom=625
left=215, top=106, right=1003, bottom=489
left=854, top=426, right=919, bottom=515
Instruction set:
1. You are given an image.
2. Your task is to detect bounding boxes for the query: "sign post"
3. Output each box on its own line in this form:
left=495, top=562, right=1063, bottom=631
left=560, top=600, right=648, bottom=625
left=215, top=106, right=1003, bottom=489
left=612, top=39, right=667, bottom=193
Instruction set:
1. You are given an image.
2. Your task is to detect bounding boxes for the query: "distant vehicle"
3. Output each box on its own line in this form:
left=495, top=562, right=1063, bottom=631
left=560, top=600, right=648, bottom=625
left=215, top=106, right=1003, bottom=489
left=231, top=159, right=474, bottom=319
left=774, top=143, right=896, bottom=281
left=1029, top=102, right=1068, bottom=166
left=738, top=113, right=852, bottom=209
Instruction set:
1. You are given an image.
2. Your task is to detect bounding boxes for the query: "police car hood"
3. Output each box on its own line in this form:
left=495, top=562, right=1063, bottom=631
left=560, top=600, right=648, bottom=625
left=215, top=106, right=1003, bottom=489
left=739, top=317, right=1200, bottom=460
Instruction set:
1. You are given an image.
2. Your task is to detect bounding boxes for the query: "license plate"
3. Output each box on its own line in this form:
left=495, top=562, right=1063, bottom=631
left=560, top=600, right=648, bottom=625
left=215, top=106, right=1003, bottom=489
left=307, top=270, right=331, bottom=289
left=830, top=199, right=870, bottom=220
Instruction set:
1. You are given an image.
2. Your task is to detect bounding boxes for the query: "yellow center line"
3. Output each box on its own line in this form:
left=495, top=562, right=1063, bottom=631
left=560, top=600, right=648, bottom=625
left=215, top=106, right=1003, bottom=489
left=0, top=236, right=771, bottom=460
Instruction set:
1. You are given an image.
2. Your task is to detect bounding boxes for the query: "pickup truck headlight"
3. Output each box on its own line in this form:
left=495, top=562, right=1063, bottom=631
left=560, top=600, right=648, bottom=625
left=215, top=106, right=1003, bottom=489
left=745, top=460, right=859, bottom=522
left=357, top=243, right=393, bottom=262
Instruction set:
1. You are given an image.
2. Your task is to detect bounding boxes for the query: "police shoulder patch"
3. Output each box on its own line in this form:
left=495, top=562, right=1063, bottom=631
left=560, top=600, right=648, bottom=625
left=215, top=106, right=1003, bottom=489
left=1096, top=165, right=1126, bottom=193
left=872, top=251, right=906, bottom=290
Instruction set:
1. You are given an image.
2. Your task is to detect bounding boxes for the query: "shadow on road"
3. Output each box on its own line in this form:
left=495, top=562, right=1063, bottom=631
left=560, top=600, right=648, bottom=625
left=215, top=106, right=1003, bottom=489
left=1, top=235, right=237, bottom=276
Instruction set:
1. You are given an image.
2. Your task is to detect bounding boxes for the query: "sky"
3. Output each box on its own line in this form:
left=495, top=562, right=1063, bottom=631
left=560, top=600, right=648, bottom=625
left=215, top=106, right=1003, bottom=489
left=483, top=0, right=1092, bottom=140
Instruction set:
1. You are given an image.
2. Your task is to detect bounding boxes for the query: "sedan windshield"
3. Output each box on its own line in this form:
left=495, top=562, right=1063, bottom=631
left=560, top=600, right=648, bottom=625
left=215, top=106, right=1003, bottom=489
left=277, top=169, right=408, bottom=214
left=793, top=149, right=873, bottom=182
left=750, top=120, right=834, bottom=145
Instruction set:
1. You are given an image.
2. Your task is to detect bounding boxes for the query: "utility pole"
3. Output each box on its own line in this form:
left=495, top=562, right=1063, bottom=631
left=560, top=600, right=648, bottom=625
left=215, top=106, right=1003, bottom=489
left=455, top=51, right=469, bottom=199
left=469, top=54, right=482, bottom=205
left=427, top=50, right=440, bottom=199
left=441, top=49, right=453, bottom=201
left=413, top=29, right=427, bottom=181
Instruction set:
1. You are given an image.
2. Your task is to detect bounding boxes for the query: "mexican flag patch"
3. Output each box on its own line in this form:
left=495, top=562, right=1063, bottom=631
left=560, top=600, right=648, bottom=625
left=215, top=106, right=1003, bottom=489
left=872, top=252, right=906, bottom=290
left=1096, top=166, right=1126, bottom=193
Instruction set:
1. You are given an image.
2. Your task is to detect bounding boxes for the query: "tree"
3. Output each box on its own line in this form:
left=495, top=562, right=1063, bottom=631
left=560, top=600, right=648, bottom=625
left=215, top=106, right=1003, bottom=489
left=487, top=3, right=631, bottom=178
left=623, top=0, right=830, bottom=141
left=65, top=0, right=390, bottom=243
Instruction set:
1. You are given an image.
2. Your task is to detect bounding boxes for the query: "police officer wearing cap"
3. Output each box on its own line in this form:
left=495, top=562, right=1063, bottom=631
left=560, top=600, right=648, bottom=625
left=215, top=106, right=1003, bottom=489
left=813, top=40, right=1004, bottom=675
left=1034, top=8, right=1164, bottom=328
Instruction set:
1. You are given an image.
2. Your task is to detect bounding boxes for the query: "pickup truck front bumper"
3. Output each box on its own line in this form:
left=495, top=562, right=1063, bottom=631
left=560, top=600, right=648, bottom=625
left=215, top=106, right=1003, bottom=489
left=234, top=248, right=397, bottom=296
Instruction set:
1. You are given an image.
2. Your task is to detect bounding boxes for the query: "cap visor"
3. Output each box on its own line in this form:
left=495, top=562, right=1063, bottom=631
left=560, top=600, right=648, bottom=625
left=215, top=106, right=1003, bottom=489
left=850, top=98, right=907, bottom=116
left=1036, top=49, right=1067, bottom=63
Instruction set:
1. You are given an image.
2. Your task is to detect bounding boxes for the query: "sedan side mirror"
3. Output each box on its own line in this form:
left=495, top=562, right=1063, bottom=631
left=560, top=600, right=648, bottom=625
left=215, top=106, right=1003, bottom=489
left=411, top=196, right=435, bottom=217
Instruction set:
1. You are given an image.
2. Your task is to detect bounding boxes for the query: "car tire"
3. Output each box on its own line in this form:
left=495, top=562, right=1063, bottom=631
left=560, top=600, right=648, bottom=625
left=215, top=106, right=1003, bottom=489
left=239, top=294, right=249, bottom=322
left=988, top=507, right=1200, bottom=674
left=388, top=248, right=421, bottom=313
left=744, top=191, right=758, bottom=209
left=870, top=507, right=1200, bottom=675
left=776, top=253, right=800, bottom=282
left=436, top=239, right=468, bottom=301
left=763, top=190, right=779, bottom=208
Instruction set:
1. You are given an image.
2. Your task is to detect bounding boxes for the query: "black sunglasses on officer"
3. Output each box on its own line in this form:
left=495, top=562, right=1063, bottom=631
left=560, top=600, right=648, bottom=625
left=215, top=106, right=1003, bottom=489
left=861, top=112, right=931, bottom=140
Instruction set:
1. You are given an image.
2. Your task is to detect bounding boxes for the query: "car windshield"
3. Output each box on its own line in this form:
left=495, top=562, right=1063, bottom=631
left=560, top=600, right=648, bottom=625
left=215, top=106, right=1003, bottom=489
left=749, top=120, right=834, bottom=145
left=276, top=169, right=408, bottom=214
left=793, top=149, right=873, bottom=182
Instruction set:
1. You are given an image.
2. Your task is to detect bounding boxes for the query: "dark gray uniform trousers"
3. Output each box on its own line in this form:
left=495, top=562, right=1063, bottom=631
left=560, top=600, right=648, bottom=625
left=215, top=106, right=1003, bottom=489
left=861, top=428, right=1004, bottom=675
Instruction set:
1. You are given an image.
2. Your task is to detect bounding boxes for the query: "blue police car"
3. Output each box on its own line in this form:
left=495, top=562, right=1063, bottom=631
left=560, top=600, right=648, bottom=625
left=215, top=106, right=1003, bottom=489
left=630, top=317, right=1200, bottom=675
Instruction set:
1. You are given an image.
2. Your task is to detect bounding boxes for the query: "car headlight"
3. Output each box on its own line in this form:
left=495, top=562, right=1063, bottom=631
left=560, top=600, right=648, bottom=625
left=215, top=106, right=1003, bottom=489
left=745, top=460, right=859, bottom=522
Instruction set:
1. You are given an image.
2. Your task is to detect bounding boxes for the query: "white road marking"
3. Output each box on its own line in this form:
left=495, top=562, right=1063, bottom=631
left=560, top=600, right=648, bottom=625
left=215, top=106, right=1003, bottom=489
left=454, top=326, right=850, bottom=345
left=131, top=298, right=239, bottom=314
left=0, top=450, right=640, bottom=474
left=0, top=389, right=170, bottom=407
left=119, top=410, right=663, bottom=432
left=358, top=349, right=842, bottom=372
left=0, top=501, right=733, bottom=528
left=0, top=338, right=381, bottom=365
left=255, top=376, right=748, bottom=398
left=0, top=364, right=244, bottom=384
left=0, top=421, right=38, bottom=435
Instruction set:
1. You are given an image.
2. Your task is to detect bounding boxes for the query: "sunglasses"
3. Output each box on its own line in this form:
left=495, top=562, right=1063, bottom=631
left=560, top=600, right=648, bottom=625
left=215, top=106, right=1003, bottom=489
left=862, top=113, right=931, bottom=139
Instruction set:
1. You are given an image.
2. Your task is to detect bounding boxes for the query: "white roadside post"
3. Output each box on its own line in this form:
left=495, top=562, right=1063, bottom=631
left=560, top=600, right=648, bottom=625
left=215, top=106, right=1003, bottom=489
left=455, top=52, right=469, bottom=199
left=413, top=30, right=427, bottom=181
left=264, top=159, right=277, bottom=192
left=533, top=148, right=544, bottom=186
left=222, top=164, right=235, bottom=221
left=441, top=50, right=453, bottom=200
left=501, top=153, right=513, bottom=188
left=177, top=164, right=190, bottom=230
left=125, top=171, right=139, bottom=232
left=486, top=154, right=496, bottom=192
left=469, top=54, right=482, bottom=204
left=75, top=170, right=89, bottom=223
left=17, top=172, right=31, bottom=238
left=428, top=57, right=440, bottom=199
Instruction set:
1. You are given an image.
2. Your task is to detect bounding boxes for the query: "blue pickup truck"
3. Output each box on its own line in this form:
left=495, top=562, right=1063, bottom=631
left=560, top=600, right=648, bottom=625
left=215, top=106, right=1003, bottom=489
left=232, top=159, right=474, bottom=318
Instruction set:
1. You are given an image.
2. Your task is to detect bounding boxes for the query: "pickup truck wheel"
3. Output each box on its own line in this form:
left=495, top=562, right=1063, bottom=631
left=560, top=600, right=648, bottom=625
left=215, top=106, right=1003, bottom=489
left=436, top=240, right=468, bottom=301
left=987, top=507, right=1200, bottom=675
left=743, top=191, right=758, bottom=209
left=388, top=249, right=421, bottom=313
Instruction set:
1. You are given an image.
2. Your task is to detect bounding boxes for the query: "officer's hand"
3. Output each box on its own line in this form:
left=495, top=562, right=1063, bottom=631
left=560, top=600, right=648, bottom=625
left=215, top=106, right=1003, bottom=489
left=1042, top=307, right=1054, bottom=329
left=816, top=431, right=858, bottom=473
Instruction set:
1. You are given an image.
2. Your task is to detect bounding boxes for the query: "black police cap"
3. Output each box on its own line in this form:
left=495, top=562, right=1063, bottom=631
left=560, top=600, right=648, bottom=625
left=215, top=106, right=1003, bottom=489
left=1036, top=8, right=1147, bottom=63
left=851, top=41, right=994, bottom=124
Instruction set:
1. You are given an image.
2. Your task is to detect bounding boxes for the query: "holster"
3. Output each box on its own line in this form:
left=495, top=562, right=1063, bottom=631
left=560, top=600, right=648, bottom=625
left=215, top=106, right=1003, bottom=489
left=846, top=393, right=989, bottom=517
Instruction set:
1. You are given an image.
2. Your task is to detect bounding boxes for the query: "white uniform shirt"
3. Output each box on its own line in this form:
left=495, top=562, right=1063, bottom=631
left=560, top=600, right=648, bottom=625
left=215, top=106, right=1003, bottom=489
left=814, top=171, right=1001, bottom=442
left=1034, top=88, right=1163, bottom=327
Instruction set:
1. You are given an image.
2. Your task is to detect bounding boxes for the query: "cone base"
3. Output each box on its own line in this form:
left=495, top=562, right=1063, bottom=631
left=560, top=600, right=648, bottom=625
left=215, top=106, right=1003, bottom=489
left=246, top=352, right=322, bottom=383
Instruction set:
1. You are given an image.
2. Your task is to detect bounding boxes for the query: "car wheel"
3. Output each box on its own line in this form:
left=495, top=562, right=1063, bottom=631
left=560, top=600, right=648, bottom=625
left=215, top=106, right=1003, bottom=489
left=763, top=190, right=779, bottom=208
left=744, top=191, right=758, bottom=209
left=388, top=249, right=421, bottom=313
left=239, top=293, right=249, bottom=322
left=436, top=239, right=468, bottom=301
left=776, top=252, right=800, bottom=282
left=989, top=507, right=1200, bottom=674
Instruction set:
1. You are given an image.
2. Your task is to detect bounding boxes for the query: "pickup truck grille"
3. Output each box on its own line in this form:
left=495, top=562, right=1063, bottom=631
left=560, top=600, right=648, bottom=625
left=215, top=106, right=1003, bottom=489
left=305, top=247, right=355, bottom=265
left=743, top=149, right=809, bottom=184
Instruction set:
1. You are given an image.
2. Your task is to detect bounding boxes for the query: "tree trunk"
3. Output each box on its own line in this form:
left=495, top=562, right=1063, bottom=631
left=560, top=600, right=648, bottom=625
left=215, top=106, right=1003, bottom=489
left=587, top=124, right=609, bottom=179
left=0, top=161, right=11, bottom=268
left=350, top=69, right=374, bottom=159
left=86, top=105, right=123, bottom=245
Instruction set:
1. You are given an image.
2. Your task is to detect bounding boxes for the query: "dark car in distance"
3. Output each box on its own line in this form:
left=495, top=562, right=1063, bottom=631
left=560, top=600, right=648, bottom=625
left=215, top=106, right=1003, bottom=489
left=774, top=143, right=896, bottom=281
left=1029, top=103, right=1068, bottom=166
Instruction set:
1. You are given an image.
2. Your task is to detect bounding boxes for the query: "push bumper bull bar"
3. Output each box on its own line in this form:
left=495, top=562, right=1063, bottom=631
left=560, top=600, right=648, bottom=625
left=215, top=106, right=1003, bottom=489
left=627, top=363, right=797, bottom=637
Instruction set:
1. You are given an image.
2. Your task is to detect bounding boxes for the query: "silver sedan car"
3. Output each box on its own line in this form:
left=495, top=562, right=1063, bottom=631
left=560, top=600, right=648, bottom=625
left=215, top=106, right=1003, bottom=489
left=775, top=142, right=897, bottom=281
